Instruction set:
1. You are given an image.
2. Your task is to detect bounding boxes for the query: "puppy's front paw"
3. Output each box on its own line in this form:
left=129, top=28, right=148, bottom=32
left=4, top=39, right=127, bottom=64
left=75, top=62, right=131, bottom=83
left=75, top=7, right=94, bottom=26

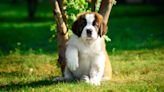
left=90, top=78, right=101, bottom=86
left=80, top=75, right=90, bottom=83
left=52, top=77, right=65, bottom=82
left=67, top=61, right=79, bottom=71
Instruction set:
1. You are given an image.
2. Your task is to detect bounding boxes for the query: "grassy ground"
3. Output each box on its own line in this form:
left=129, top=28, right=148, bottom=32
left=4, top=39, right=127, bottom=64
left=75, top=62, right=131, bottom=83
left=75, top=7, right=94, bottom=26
left=0, top=1, right=164, bottom=92
left=0, top=48, right=163, bottom=92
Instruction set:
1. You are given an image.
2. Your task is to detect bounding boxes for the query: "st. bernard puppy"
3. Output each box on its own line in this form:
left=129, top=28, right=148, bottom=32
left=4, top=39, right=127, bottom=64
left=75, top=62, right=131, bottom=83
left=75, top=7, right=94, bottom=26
left=54, top=12, right=112, bottom=85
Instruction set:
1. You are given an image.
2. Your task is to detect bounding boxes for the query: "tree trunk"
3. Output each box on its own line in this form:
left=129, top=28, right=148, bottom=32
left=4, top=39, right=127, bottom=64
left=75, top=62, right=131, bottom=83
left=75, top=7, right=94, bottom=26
left=57, top=0, right=68, bottom=25
left=89, top=0, right=114, bottom=24
left=86, top=0, right=97, bottom=12
left=27, top=0, right=38, bottom=20
left=50, top=0, right=68, bottom=76
left=99, top=0, right=113, bottom=25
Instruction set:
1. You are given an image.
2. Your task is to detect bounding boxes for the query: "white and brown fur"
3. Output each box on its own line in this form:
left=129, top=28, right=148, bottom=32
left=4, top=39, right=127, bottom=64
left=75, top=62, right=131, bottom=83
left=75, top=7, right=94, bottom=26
left=53, top=12, right=112, bottom=85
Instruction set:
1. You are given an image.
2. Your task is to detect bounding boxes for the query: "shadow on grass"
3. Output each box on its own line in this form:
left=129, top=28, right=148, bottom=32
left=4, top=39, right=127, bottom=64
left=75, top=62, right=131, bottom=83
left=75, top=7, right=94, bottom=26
left=0, top=76, right=76, bottom=91
left=0, top=16, right=53, bottom=23
left=0, top=79, right=54, bottom=90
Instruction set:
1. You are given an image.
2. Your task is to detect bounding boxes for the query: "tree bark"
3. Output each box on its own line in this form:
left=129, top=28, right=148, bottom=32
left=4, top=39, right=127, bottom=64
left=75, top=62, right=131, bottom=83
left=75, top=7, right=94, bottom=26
left=86, top=0, right=97, bottom=12
left=57, top=0, right=68, bottom=24
left=99, top=0, right=114, bottom=25
left=50, top=0, right=68, bottom=76
left=88, top=0, right=114, bottom=24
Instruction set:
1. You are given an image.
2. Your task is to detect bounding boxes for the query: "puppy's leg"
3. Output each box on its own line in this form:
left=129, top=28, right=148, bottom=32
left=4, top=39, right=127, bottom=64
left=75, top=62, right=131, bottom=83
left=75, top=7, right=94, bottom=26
left=63, top=66, right=74, bottom=81
left=65, top=46, right=79, bottom=71
left=102, top=51, right=112, bottom=81
left=53, top=66, right=74, bottom=82
left=89, top=55, right=105, bottom=85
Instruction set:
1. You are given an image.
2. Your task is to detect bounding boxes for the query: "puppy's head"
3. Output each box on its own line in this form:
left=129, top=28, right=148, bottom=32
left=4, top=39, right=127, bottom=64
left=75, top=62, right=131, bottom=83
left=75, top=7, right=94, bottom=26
left=72, top=12, right=107, bottom=41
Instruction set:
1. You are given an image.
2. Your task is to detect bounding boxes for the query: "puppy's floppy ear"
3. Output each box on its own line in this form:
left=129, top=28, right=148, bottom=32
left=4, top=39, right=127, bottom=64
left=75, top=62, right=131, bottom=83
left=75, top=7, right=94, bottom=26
left=72, top=15, right=86, bottom=37
left=72, top=20, right=80, bottom=37
left=72, top=20, right=78, bottom=35
left=98, top=21, right=107, bottom=37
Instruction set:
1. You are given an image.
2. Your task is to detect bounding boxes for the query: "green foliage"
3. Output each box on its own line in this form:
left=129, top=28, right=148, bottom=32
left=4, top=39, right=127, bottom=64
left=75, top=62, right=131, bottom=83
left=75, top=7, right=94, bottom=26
left=104, top=35, right=111, bottom=42
left=112, top=0, right=117, bottom=5
left=66, top=0, right=89, bottom=22
left=50, top=0, right=90, bottom=37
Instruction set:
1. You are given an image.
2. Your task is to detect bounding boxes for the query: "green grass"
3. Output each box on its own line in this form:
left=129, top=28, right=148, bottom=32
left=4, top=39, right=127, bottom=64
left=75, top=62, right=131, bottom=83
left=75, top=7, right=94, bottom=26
left=0, top=48, right=163, bottom=92
left=107, top=15, right=164, bottom=51
left=0, top=1, right=164, bottom=92
left=0, top=2, right=163, bottom=53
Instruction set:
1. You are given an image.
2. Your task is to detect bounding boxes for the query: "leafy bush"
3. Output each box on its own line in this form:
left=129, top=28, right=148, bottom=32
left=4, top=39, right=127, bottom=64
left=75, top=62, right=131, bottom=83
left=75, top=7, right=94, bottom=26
left=50, top=0, right=90, bottom=34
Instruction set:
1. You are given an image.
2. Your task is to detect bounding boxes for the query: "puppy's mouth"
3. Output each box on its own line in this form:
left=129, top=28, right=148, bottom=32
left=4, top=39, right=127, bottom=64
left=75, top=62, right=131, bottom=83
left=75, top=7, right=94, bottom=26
left=85, top=36, right=95, bottom=42
left=86, top=37, right=92, bottom=40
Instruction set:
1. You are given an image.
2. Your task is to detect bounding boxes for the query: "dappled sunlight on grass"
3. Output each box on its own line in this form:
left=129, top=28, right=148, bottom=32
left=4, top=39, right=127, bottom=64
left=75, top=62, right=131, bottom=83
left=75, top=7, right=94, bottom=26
left=0, top=53, right=61, bottom=82
left=0, top=53, right=61, bottom=91
left=110, top=48, right=164, bottom=85
left=0, top=48, right=163, bottom=91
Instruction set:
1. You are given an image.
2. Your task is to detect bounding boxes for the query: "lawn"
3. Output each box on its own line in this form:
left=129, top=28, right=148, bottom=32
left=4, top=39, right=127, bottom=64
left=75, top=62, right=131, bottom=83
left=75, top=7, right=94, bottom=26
left=0, top=48, right=163, bottom=92
left=0, top=1, right=164, bottom=92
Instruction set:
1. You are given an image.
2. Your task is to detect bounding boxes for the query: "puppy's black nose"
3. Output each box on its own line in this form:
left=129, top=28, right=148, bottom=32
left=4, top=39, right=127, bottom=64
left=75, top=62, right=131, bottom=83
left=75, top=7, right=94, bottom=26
left=86, top=29, right=92, bottom=37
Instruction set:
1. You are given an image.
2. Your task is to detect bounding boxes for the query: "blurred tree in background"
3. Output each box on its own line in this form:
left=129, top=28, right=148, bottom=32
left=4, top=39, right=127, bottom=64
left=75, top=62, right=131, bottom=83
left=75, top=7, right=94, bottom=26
left=0, top=0, right=162, bottom=20
left=27, top=0, right=38, bottom=20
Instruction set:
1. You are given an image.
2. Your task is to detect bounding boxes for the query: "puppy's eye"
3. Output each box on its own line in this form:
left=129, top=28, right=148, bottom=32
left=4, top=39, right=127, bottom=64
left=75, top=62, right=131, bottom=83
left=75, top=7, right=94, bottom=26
left=92, top=20, right=96, bottom=26
left=93, top=20, right=98, bottom=26
left=80, top=19, right=87, bottom=27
